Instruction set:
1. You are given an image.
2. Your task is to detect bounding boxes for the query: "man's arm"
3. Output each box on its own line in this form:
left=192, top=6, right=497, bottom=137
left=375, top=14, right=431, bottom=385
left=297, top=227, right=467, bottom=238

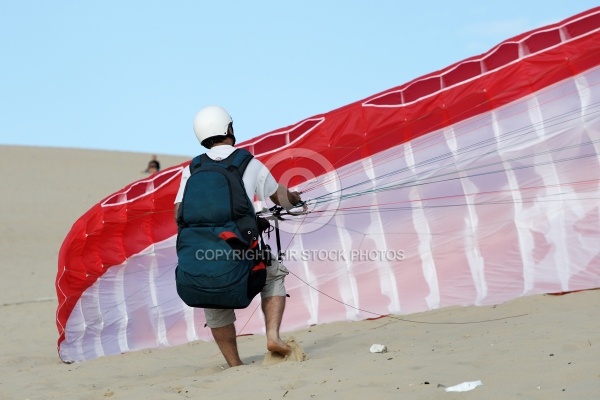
left=269, top=184, right=302, bottom=210
left=174, top=203, right=180, bottom=222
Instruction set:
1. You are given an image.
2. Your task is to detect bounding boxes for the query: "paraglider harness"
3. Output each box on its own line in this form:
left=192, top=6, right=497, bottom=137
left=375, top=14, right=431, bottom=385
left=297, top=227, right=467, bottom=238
left=258, top=203, right=306, bottom=262
left=175, top=149, right=274, bottom=309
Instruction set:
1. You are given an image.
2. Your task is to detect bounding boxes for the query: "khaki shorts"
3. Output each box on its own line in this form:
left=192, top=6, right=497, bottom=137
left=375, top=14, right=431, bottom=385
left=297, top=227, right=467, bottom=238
left=204, top=257, right=289, bottom=329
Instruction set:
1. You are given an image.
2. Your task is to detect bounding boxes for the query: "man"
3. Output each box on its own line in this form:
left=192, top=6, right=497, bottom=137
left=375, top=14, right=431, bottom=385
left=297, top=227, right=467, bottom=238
left=174, top=105, right=302, bottom=367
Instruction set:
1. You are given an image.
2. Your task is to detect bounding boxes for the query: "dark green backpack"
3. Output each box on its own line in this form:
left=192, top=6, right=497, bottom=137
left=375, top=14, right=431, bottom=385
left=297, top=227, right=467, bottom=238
left=175, top=149, right=267, bottom=309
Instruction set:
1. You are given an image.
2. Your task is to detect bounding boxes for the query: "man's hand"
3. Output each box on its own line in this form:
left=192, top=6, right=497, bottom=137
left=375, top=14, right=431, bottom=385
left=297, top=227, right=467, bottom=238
left=270, top=184, right=303, bottom=211
left=289, top=191, right=302, bottom=206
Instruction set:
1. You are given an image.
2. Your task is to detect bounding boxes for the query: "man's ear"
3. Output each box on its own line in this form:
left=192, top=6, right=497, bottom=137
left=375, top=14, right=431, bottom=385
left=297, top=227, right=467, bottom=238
left=228, top=134, right=236, bottom=146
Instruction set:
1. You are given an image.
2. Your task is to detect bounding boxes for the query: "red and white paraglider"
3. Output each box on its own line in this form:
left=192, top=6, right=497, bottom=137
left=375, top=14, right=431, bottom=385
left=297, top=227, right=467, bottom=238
left=56, top=7, right=600, bottom=362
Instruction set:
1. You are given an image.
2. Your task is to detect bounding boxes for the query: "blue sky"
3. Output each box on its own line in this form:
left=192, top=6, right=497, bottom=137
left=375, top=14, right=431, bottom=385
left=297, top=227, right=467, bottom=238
left=1, top=1, right=597, bottom=157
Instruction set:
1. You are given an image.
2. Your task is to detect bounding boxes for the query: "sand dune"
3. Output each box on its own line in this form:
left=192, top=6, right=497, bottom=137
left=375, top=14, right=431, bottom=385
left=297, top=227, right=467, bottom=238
left=0, top=145, right=598, bottom=399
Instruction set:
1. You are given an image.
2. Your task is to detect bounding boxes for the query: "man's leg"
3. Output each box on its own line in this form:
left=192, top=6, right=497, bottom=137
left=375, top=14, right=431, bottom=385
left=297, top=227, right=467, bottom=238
left=211, top=323, right=243, bottom=367
left=205, top=308, right=242, bottom=367
left=262, top=295, right=291, bottom=356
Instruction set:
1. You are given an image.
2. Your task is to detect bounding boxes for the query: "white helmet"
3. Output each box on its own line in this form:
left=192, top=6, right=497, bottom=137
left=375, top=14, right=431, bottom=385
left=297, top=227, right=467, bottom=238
left=193, top=105, right=234, bottom=147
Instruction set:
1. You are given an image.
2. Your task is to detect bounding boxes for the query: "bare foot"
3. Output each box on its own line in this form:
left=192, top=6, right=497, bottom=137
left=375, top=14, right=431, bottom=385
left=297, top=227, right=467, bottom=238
left=267, top=338, right=292, bottom=356
left=262, top=337, right=307, bottom=367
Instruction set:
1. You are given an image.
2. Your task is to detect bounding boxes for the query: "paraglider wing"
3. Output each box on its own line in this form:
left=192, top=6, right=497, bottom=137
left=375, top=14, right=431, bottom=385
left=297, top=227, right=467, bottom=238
left=57, top=7, right=600, bottom=362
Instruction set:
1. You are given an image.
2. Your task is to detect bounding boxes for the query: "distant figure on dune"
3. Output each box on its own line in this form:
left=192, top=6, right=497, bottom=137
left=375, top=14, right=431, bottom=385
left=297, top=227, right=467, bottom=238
left=145, top=155, right=160, bottom=174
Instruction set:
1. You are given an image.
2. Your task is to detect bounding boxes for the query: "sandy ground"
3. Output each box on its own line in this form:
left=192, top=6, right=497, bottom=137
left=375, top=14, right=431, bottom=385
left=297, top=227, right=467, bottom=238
left=0, top=145, right=598, bottom=400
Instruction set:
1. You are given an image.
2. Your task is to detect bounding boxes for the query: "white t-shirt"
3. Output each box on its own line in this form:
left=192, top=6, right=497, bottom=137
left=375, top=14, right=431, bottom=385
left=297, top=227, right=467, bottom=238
left=174, top=145, right=279, bottom=205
